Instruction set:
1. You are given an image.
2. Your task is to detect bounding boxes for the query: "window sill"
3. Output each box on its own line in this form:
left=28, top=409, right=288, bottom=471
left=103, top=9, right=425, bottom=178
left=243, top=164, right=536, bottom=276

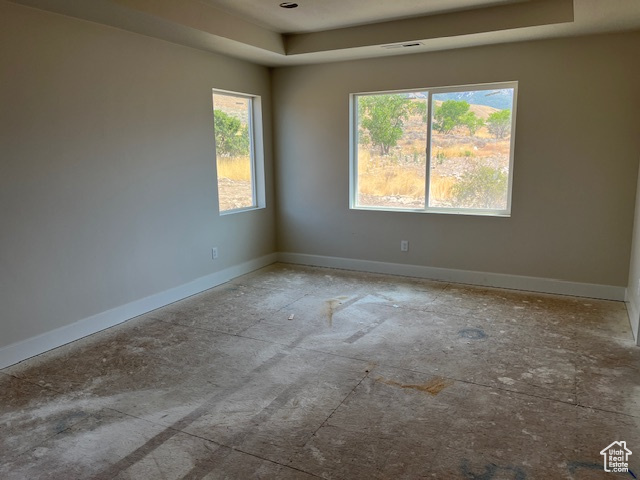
left=350, top=205, right=511, bottom=217
left=220, top=205, right=265, bottom=216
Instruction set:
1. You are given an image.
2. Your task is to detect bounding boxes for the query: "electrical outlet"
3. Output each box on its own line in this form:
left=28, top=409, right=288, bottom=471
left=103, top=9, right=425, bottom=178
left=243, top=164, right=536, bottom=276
left=212, top=247, right=218, bottom=259
left=400, top=240, right=409, bottom=252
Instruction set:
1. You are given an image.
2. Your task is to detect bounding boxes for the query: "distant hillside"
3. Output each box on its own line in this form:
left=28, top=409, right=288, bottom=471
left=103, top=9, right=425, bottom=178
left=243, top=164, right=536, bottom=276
left=434, top=89, right=513, bottom=110
left=213, top=93, right=249, bottom=124
left=406, top=89, right=513, bottom=110
left=432, top=100, right=499, bottom=120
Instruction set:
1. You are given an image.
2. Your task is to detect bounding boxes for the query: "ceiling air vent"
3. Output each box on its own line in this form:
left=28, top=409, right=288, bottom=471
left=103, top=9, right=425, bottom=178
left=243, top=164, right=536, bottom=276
left=382, top=42, right=423, bottom=50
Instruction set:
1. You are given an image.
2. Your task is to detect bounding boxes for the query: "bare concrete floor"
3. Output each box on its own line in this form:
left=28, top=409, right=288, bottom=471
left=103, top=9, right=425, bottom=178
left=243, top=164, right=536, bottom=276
left=2, top=263, right=639, bottom=479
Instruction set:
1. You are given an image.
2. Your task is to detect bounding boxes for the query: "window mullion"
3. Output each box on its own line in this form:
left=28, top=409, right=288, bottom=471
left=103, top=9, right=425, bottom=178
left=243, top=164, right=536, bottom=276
left=425, top=92, right=433, bottom=211
left=249, top=98, right=257, bottom=208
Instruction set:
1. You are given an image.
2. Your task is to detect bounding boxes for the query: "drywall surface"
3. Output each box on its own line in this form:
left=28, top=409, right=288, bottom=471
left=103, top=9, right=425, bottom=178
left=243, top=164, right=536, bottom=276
left=626, top=165, right=640, bottom=344
left=272, top=33, right=640, bottom=289
left=0, top=2, right=275, bottom=350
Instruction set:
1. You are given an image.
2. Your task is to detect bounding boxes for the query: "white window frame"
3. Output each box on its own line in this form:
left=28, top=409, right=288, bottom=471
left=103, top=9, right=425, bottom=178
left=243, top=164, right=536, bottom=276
left=212, top=88, right=266, bottom=215
left=349, top=81, right=518, bottom=217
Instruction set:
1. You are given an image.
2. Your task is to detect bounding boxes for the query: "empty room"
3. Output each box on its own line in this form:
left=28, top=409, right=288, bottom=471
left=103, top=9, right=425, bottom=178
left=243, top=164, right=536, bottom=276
left=2, top=0, right=640, bottom=478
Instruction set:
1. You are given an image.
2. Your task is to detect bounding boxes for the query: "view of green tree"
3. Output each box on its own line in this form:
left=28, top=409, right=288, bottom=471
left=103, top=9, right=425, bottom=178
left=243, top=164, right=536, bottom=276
left=433, top=100, right=469, bottom=134
left=433, top=100, right=483, bottom=136
left=214, top=109, right=250, bottom=157
left=451, top=164, right=508, bottom=209
left=486, top=109, right=512, bottom=139
left=462, top=111, right=485, bottom=136
left=358, top=94, right=413, bottom=155
left=411, top=99, right=427, bottom=122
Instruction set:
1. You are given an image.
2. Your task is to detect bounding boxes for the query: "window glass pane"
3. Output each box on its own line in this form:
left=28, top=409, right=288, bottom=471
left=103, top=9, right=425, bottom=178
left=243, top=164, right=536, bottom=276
left=213, top=93, right=254, bottom=212
left=429, top=88, right=514, bottom=211
left=356, top=93, right=428, bottom=209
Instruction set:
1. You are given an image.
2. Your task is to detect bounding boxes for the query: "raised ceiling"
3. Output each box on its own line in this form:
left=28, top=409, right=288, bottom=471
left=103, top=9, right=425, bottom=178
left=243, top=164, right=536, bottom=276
left=199, top=0, right=522, bottom=34
left=9, top=0, right=640, bottom=66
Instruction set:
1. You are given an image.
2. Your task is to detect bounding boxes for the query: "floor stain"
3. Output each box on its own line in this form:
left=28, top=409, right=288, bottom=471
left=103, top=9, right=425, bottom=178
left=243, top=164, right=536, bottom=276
left=458, top=328, right=487, bottom=339
left=54, top=411, right=87, bottom=434
left=325, top=296, right=350, bottom=327
left=377, top=376, right=454, bottom=396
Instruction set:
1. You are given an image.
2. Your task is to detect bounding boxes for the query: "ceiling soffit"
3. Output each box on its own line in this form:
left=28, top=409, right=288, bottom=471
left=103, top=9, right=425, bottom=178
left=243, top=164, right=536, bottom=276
left=285, top=0, right=574, bottom=55
left=7, top=0, right=582, bottom=65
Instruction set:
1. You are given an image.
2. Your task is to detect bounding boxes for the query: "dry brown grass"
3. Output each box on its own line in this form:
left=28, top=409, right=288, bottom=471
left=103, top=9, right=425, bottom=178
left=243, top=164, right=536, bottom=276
left=217, top=156, right=252, bottom=181
left=433, top=144, right=477, bottom=159
left=429, top=173, right=455, bottom=204
left=358, top=150, right=424, bottom=198
left=397, top=132, right=510, bottom=159
left=358, top=168, right=425, bottom=198
left=357, top=150, right=456, bottom=203
left=478, top=141, right=510, bottom=156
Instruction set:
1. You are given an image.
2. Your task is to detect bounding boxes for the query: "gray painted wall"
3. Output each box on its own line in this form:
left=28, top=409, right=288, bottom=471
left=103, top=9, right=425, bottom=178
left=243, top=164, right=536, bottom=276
left=0, top=2, right=275, bottom=349
left=2, top=2, right=640, bottom=355
left=272, top=33, right=640, bottom=288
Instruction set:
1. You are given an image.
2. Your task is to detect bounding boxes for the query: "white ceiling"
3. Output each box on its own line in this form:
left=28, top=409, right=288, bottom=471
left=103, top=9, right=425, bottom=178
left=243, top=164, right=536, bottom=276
left=8, top=0, right=640, bottom=66
left=199, top=0, right=521, bottom=34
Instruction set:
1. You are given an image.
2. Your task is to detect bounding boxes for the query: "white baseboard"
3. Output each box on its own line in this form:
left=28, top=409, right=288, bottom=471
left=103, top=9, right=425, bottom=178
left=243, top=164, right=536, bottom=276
left=0, top=253, right=278, bottom=369
left=2, top=251, right=632, bottom=370
left=278, top=252, right=626, bottom=301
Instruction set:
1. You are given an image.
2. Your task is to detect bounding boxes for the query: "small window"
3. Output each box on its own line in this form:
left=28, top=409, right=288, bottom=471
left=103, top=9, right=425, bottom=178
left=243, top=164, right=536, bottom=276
left=350, top=82, right=517, bottom=216
left=212, top=90, right=265, bottom=214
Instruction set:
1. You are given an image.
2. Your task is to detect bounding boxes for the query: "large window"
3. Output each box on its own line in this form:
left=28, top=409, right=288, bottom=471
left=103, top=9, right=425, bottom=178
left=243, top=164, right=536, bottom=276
left=350, top=82, right=517, bottom=216
left=212, top=89, right=265, bottom=214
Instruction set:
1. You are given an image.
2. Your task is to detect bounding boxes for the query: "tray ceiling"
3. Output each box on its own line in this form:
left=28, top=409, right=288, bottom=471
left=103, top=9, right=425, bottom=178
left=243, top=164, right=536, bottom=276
left=8, top=0, right=640, bottom=66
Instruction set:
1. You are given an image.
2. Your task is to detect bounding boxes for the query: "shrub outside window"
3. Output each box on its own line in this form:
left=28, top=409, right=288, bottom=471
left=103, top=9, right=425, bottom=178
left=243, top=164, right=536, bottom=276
left=350, top=82, right=517, bottom=216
